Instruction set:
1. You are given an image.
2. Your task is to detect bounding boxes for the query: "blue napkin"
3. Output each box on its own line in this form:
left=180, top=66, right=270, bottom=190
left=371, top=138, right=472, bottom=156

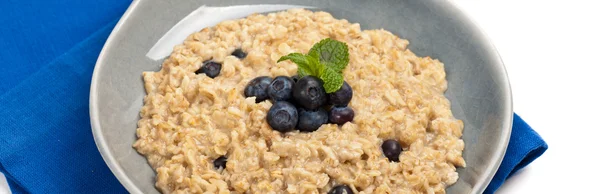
left=0, top=1, right=547, bottom=193
left=483, top=114, right=548, bottom=194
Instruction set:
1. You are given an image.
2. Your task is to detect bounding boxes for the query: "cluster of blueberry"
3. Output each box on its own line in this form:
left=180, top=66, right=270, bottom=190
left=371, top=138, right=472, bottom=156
left=244, top=75, right=355, bottom=133
left=196, top=49, right=401, bottom=193
left=243, top=75, right=356, bottom=194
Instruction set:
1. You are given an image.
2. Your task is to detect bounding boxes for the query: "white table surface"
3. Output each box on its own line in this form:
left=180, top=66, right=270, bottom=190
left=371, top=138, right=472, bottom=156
left=2, top=1, right=598, bottom=193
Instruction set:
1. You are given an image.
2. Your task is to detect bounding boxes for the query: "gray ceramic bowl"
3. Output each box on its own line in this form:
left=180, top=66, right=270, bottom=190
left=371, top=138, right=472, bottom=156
left=90, top=0, right=512, bottom=193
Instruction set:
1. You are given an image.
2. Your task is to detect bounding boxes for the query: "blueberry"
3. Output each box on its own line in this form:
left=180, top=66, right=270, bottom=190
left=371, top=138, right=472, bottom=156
left=195, top=61, right=222, bottom=78
left=231, top=48, right=247, bottom=59
left=328, top=185, right=354, bottom=194
left=328, top=81, right=353, bottom=106
left=244, top=76, right=272, bottom=103
left=297, top=108, right=328, bottom=132
left=329, top=106, right=354, bottom=125
left=267, top=101, right=298, bottom=133
left=382, top=139, right=402, bottom=162
left=213, top=156, right=227, bottom=169
left=267, top=76, right=294, bottom=101
left=292, top=76, right=327, bottom=110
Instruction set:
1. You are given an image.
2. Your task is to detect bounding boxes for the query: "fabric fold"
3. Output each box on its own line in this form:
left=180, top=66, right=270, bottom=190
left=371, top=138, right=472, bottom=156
left=484, top=114, right=548, bottom=194
left=0, top=21, right=127, bottom=194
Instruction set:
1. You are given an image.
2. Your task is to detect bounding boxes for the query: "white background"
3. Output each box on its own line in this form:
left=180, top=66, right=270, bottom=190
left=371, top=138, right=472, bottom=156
left=1, top=0, right=599, bottom=193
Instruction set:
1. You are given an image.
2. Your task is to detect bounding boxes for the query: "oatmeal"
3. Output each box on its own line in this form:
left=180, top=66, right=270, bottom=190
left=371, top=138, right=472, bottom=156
left=133, top=9, right=465, bottom=194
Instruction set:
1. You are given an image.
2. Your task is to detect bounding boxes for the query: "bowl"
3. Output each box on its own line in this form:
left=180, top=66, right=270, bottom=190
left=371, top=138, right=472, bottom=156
left=90, top=0, right=512, bottom=193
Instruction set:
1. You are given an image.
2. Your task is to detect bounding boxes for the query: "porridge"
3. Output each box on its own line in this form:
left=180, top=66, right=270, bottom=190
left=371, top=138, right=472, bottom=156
left=133, top=9, right=465, bottom=194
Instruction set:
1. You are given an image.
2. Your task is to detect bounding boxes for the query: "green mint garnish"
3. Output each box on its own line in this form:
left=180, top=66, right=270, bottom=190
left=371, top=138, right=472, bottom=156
left=277, top=38, right=349, bottom=93
left=308, top=38, right=349, bottom=72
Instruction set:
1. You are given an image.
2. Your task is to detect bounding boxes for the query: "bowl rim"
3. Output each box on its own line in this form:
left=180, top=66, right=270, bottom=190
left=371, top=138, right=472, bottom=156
left=90, top=1, right=145, bottom=194
left=89, top=1, right=513, bottom=194
left=445, top=0, right=514, bottom=192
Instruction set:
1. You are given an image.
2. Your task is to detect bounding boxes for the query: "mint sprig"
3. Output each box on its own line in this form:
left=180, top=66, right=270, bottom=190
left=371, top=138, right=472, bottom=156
left=308, top=38, right=349, bottom=72
left=277, top=38, right=349, bottom=93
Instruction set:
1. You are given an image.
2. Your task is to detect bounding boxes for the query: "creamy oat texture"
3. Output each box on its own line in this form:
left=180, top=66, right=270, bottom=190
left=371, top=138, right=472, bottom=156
left=134, top=9, right=465, bottom=194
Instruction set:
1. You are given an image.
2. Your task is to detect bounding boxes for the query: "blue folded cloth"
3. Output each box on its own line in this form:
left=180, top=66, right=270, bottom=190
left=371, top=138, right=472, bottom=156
left=0, top=1, right=547, bottom=193
left=484, top=114, right=548, bottom=194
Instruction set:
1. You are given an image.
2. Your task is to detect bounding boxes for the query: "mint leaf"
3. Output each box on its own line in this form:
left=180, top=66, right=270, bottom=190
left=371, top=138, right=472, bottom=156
left=318, top=65, right=344, bottom=93
left=278, top=53, right=317, bottom=76
left=305, top=55, right=321, bottom=72
left=308, top=38, right=349, bottom=72
left=277, top=38, right=350, bottom=93
left=297, top=68, right=309, bottom=78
